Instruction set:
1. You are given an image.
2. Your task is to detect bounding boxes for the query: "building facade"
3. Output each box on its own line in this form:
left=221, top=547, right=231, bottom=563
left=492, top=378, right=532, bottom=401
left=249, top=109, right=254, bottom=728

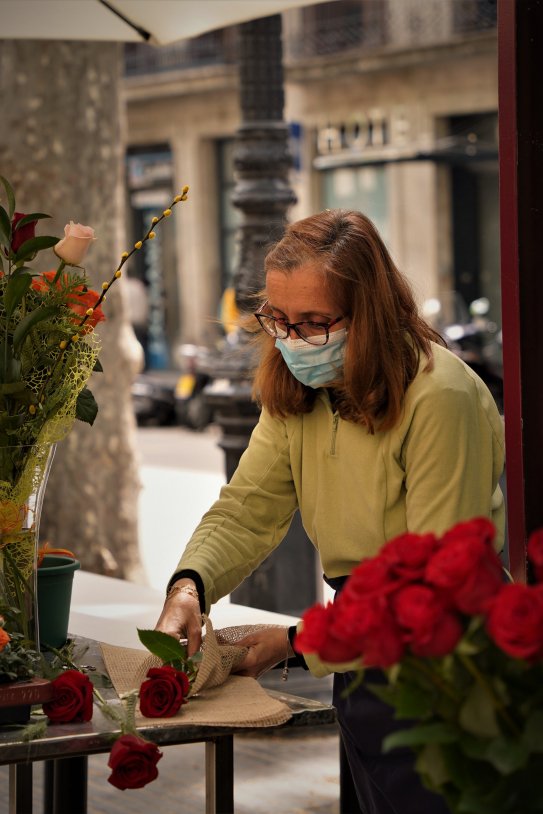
left=122, top=0, right=498, bottom=364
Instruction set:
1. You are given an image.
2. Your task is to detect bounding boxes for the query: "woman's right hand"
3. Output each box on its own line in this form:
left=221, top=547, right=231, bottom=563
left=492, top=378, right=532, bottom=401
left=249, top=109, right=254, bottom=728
left=154, top=579, right=203, bottom=656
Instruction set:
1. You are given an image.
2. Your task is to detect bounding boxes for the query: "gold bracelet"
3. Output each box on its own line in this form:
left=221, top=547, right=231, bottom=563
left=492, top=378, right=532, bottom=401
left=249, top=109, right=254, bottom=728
left=281, top=627, right=290, bottom=682
left=166, top=583, right=199, bottom=602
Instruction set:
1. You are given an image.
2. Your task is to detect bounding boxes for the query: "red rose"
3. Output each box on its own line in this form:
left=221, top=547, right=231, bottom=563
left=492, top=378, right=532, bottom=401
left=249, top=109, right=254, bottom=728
left=392, top=585, right=463, bottom=658
left=32, top=270, right=105, bottom=331
left=487, top=584, right=543, bottom=661
left=294, top=604, right=333, bottom=654
left=297, top=592, right=405, bottom=668
left=412, top=612, right=463, bottom=658
left=441, top=516, right=496, bottom=547
left=380, top=532, right=439, bottom=582
left=331, top=594, right=405, bottom=668
left=11, top=211, right=37, bottom=253
left=107, top=734, right=163, bottom=790
left=296, top=602, right=366, bottom=663
left=43, top=669, right=93, bottom=723
left=139, top=666, right=190, bottom=718
left=341, top=557, right=396, bottom=604
left=425, top=535, right=503, bottom=615
left=527, top=529, right=543, bottom=581
left=359, top=625, right=404, bottom=668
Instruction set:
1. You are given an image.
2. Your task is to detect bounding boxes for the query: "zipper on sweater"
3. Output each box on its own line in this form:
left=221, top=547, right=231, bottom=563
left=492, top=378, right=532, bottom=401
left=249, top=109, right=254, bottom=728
left=330, top=412, right=339, bottom=455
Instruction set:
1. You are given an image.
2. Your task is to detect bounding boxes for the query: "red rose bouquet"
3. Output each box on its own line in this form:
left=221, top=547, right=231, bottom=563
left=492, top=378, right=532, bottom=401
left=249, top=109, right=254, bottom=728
left=296, top=519, right=543, bottom=814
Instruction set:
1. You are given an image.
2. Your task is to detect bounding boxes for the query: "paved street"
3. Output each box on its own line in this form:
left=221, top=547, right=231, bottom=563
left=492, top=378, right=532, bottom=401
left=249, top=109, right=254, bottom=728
left=136, top=424, right=227, bottom=591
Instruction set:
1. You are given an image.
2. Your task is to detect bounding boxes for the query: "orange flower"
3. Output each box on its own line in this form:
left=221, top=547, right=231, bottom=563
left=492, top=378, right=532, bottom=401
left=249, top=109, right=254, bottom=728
left=66, top=288, right=106, bottom=331
left=0, top=628, right=10, bottom=652
left=31, top=269, right=68, bottom=292
left=37, top=541, right=76, bottom=566
left=32, top=270, right=106, bottom=332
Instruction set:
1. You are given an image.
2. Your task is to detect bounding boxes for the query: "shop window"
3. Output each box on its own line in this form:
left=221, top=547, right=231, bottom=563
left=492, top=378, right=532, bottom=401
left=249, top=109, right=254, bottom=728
left=126, top=146, right=177, bottom=370
left=320, top=165, right=390, bottom=246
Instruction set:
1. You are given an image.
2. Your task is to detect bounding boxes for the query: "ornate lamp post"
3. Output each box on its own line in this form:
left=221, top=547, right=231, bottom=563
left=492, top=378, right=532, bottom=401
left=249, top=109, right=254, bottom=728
left=204, top=15, right=317, bottom=616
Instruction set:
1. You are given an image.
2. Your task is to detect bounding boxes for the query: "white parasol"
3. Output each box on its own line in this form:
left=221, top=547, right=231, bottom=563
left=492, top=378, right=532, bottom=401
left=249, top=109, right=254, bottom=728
left=1, top=0, right=332, bottom=44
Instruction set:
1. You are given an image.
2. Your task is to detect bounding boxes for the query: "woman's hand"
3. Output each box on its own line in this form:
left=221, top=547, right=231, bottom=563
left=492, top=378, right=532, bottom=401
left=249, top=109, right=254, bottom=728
left=154, top=579, right=203, bottom=656
left=233, top=627, right=294, bottom=678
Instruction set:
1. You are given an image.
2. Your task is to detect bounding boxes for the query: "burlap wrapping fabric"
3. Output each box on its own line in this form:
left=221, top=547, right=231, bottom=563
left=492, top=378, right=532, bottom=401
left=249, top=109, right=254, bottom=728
left=100, top=616, right=292, bottom=728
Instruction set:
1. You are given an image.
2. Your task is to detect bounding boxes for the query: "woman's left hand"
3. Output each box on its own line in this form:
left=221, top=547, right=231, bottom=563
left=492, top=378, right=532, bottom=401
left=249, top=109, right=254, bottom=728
left=233, top=627, right=293, bottom=678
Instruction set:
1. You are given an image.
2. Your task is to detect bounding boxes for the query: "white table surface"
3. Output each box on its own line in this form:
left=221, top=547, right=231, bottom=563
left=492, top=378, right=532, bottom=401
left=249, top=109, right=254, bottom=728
left=69, top=570, right=299, bottom=649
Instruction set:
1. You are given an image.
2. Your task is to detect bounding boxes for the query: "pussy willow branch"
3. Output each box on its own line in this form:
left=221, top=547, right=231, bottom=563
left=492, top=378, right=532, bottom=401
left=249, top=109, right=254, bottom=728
left=77, top=186, right=189, bottom=335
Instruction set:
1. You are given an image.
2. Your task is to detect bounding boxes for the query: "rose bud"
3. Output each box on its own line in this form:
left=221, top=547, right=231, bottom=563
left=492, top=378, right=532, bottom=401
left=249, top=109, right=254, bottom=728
left=11, top=212, right=38, bottom=253
left=54, top=221, right=95, bottom=266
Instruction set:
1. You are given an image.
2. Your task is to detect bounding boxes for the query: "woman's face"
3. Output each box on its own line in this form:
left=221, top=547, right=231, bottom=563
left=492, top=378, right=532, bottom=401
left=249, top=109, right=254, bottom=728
left=265, top=265, right=345, bottom=333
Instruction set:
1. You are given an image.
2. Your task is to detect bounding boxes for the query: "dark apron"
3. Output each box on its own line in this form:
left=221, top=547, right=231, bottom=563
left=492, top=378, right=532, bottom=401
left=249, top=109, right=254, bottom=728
left=326, top=575, right=450, bottom=814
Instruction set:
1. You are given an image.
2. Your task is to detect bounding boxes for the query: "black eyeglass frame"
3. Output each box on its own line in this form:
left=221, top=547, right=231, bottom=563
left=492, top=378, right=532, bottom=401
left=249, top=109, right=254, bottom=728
left=254, top=301, right=345, bottom=346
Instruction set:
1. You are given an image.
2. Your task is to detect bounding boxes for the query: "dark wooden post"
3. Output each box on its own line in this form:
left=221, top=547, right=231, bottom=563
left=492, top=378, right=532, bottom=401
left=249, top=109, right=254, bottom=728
left=498, top=0, right=543, bottom=582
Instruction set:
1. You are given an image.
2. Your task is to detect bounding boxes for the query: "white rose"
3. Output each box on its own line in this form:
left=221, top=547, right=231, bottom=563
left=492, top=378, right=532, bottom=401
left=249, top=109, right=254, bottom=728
left=54, top=221, right=95, bottom=266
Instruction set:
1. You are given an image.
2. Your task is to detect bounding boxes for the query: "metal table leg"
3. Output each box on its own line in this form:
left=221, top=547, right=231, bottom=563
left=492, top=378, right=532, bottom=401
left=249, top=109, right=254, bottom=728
left=9, top=763, right=33, bottom=814
left=44, top=756, right=88, bottom=814
left=205, top=736, right=234, bottom=814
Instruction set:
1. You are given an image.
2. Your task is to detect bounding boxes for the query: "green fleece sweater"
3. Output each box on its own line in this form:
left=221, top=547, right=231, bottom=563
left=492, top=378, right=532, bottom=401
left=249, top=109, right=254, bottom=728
left=174, top=343, right=505, bottom=660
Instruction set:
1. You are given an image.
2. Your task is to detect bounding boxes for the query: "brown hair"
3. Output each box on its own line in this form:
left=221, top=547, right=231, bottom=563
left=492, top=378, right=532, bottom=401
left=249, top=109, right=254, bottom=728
left=252, top=209, right=445, bottom=433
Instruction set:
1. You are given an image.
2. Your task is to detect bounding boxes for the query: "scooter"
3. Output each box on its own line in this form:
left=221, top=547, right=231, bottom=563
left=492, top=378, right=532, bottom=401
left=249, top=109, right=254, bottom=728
left=173, top=344, right=214, bottom=431
left=423, top=293, right=503, bottom=412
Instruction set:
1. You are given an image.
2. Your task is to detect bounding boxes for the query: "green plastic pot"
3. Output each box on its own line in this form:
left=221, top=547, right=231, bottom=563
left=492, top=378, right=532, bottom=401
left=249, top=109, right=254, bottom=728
left=37, top=554, right=80, bottom=649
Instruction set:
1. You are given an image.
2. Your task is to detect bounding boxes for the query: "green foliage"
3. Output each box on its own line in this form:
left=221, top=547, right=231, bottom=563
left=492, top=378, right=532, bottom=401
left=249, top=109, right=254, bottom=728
left=369, top=620, right=543, bottom=814
left=0, top=177, right=15, bottom=218
left=137, top=628, right=201, bottom=684
left=137, top=628, right=189, bottom=667
left=75, top=387, right=98, bottom=425
left=0, top=632, right=41, bottom=681
left=14, top=236, right=59, bottom=263
left=0, top=206, right=11, bottom=246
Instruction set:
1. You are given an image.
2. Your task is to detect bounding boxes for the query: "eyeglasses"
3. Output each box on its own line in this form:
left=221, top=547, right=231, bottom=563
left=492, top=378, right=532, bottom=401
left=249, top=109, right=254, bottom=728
left=254, top=301, right=345, bottom=346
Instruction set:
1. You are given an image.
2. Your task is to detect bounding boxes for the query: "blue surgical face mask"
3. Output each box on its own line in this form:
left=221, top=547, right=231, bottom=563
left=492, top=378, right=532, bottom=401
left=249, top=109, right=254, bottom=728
left=275, top=328, right=347, bottom=388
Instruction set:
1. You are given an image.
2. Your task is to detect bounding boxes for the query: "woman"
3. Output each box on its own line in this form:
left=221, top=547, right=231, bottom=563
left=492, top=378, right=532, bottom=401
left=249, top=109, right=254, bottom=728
left=156, top=210, right=504, bottom=813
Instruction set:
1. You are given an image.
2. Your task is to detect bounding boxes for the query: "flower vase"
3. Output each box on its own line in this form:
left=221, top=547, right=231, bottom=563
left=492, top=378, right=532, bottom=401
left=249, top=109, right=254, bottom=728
left=0, top=443, right=56, bottom=657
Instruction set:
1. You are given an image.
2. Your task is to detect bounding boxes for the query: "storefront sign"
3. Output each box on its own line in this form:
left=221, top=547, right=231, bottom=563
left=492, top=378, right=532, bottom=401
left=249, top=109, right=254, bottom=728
left=315, top=106, right=423, bottom=165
